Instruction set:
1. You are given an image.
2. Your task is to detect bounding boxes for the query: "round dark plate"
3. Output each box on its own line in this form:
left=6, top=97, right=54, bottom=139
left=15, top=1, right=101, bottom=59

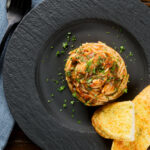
left=3, top=0, right=150, bottom=150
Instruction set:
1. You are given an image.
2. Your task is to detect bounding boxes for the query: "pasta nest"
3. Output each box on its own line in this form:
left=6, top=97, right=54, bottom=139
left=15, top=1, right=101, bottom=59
left=65, top=42, right=129, bottom=106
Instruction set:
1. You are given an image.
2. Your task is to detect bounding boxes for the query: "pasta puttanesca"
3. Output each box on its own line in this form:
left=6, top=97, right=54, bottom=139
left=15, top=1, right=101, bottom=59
left=65, top=42, right=129, bottom=106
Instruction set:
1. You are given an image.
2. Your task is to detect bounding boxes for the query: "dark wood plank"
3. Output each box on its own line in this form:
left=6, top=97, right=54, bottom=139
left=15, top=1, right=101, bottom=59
left=141, top=0, right=150, bottom=2
left=141, top=0, right=150, bottom=6
left=144, top=2, right=150, bottom=6
left=4, top=124, right=41, bottom=150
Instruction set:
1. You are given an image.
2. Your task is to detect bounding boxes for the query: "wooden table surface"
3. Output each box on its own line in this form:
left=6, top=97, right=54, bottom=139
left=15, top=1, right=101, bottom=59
left=4, top=1, right=150, bottom=150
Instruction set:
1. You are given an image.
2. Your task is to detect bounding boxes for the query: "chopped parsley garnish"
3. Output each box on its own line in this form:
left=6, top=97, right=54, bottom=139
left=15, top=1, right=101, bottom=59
left=107, top=77, right=114, bottom=82
left=71, top=114, right=74, bottom=118
left=111, top=62, right=118, bottom=72
left=106, top=32, right=110, bottom=34
left=58, top=85, right=66, bottom=91
left=64, top=99, right=67, bottom=103
left=63, top=103, right=67, bottom=108
left=72, top=35, right=76, bottom=41
left=97, top=65, right=105, bottom=73
left=85, top=100, right=90, bottom=105
left=46, top=78, right=49, bottom=82
left=92, top=68, right=96, bottom=74
left=66, top=71, right=71, bottom=77
left=120, top=46, right=125, bottom=53
left=77, top=120, right=81, bottom=124
left=58, top=72, right=63, bottom=76
left=59, top=109, right=63, bottom=112
left=97, top=56, right=105, bottom=64
left=124, top=88, right=128, bottom=93
left=72, top=109, right=75, bottom=113
left=50, top=46, right=54, bottom=49
left=62, top=42, right=68, bottom=49
left=70, top=100, right=75, bottom=105
left=56, top=51, right=60, bottom=56
left=67, top=32, right=72, bottom=35
left=86, top=59, right=92, bottom=72
left=61, top=50, right=65, bottom=54
left=71, top=45, right=74, bottom=48
left=48, top=100, right=53, bottom=103
left=64, top=59, right=67, bottom=62
left=87, top=78, right=93, bottom=84
left=53, top=80, right=59, bottom=84
left=114, top=46, right=117, bottom=50
left=75, top=78, right=80, bottom=83
left=51, top=93, right=54, bottom=97
left=129, top=51, right=133, bottom=56
left=72, top=92, right=78, bottom=98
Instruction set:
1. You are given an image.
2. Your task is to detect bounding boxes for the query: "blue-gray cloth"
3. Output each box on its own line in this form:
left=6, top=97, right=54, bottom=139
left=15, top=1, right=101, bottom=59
left=0, top=0, right=43, bottom=149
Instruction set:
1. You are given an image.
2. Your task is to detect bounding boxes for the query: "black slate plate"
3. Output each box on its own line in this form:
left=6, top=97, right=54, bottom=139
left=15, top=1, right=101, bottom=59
left=3, top=0, right=150, bottom=150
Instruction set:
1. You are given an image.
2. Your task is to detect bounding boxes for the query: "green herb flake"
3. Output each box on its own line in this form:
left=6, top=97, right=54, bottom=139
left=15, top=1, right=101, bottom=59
left=64, top=99, right=67, bottom=103
left=59, top=109, right=63, bottom=112
left=72, top=109, right=75, bottom=113
left=106, top=32, right=110, bottom=34
left=66, top=71, right=71, bottom=77
left=86, top=59, right=92, bottom=72
left=72, top=35, right=76, bottom=42
left=70, top=100, right=75, bottom=105
left=92, top=68, right=96, bottom=74
left=114, top=46, right=117, bottom=50
left=64, top=59, right=67, bottom=62
left=77, top=120, right=81, bottom=124
left=72, top=92, right=78, bottom=98
left=51, top=93, right=54, bottom=97
left=63, top=103, right=67, bottom=108
left=124, top=88, right=128, bottom=93
left=67, top=32, right=72, bottom=35
left=111, top=62, right=118, bottom=72
left=53, top=80, right=59, bottom=84
left=71, top=114, right=74, bottom=118
left=61, top=50, right=65, bottom=54
left=62, top=42, right=68, bottom=49
left=50, top=46, right=54, bottom=49
left=48, top=99, right=53, bottom=103
left=58, top=72, right=63, bottom=76
left=87, top=78, right=93, bottom=84
left=58, top=85, right=66, bottom=92
left=71, top=45, right=74, bottom=48
left=75, top=78, right=80, bottom=83
left=41, top=59, right=45, bottom=63
left=120, top=28, right=123, bottom=33
left=120, top=46, right=125, bottom=53
left=46, top=78, right=49, bottom=82
left=129, top=51, right=133, bottom=56
left=56, top=51, right=60, bottom=56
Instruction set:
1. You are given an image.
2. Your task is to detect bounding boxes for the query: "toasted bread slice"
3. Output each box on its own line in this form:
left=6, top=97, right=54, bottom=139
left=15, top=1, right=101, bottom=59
left=112, top=85, right=150, bottom=150
left=92, top=101, right=135, bottom=141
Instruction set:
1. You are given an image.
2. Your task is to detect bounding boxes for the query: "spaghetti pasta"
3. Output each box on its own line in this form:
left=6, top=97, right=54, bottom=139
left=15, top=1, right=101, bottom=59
left=65, top=42, right=129, bottom=106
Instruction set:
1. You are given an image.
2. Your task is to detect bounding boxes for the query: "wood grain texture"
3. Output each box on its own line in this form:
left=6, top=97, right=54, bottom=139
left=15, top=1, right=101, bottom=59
left=144, top=2, right=150, bottom=6
left=141, top=0, right=150, bottom=6
left=4, top=1, right=150, bottom=150
left=4, top=124, right=41, bottom=150
left=141, top=0, right=150, bottom=2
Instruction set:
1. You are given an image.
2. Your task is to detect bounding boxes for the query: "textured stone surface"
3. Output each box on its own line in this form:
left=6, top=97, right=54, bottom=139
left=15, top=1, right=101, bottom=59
left=3, top=0, right=150, bottom=150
